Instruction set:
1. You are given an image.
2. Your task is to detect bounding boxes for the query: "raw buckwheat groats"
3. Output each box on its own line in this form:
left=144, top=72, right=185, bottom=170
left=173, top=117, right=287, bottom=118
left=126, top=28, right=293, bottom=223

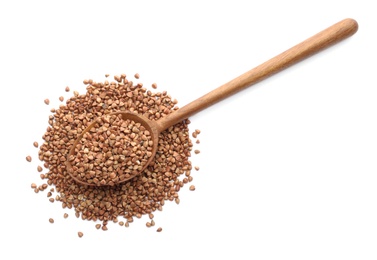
left=27, top=73, right=200, bottom=236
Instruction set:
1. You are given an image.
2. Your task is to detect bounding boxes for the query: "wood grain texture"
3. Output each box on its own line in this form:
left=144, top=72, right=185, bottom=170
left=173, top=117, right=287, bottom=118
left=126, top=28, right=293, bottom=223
left=156, top=18, right=358, bottom=132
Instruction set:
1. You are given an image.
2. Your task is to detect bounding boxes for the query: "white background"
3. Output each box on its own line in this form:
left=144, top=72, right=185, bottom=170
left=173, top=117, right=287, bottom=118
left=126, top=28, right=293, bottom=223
left=0, top=1, right=376, bottom=259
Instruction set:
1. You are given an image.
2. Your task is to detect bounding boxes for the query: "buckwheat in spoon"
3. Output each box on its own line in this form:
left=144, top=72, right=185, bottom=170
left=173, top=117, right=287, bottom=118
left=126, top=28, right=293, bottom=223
left=67, top=18, right=358, bottom=186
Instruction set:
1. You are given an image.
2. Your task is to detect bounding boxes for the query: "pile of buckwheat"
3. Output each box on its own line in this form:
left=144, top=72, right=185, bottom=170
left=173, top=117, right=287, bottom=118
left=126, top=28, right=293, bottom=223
left=26, top=73, right=201, bottom=237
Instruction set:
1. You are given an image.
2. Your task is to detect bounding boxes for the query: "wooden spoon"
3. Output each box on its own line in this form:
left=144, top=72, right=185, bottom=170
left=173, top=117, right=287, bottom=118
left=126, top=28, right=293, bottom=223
left=67, top=18, right=358, bottom=186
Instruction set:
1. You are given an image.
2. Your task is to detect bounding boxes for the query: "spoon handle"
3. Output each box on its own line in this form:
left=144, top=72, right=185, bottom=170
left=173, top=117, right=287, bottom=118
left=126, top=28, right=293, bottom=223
left=156, top=18, right=358, bottom=132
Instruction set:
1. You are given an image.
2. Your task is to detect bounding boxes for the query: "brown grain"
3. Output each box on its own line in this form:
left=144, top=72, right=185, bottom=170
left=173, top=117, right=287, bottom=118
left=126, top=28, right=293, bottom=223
left=26, top=156, right=32, bottom=162
left=33, top=142, right=39, bottom=148
left=44, top=99, right=50, bottom=105
left=78, top=232, right=84, bottom=238
left=189, top=185, right=195, bottom=191
left=114, top=75, right=121, bottom=82
left=49, top=218, right=54, bottom=223
left=65, top=86, right=70, bottom=92
left=156, top=227, right=162, bottom=232
left=30, top=73, right=199, bottom=235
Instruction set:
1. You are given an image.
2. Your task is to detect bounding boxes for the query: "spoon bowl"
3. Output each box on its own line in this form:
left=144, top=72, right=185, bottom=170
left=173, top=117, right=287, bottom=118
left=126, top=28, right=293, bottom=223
left=66, top=111, right=160, bottom=186
left=66, top=18, right=358, bottom=186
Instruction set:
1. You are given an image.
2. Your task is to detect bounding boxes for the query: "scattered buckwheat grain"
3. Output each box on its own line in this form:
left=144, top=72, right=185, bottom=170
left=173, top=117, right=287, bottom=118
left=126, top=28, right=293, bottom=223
left=28, top=73, right=200, bottom=236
